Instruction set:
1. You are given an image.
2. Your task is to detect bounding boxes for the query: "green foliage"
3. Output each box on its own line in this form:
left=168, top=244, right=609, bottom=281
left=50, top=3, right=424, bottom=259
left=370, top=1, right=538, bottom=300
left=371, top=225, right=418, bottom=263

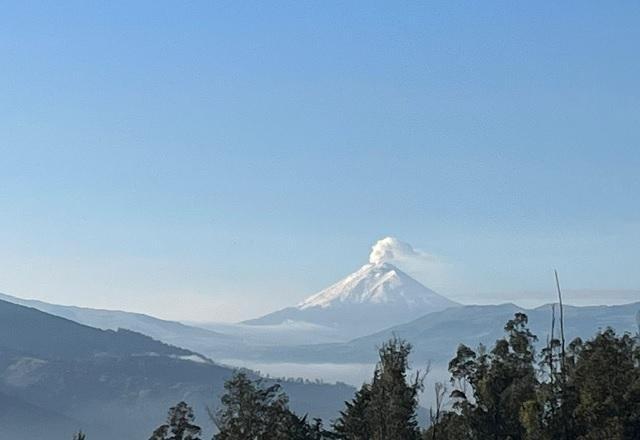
left=333, top=383, right=372, bottom=439
left=422, top=411, right=468, bottom=440
left=149, top=401, right=201, bottom=440
left=444, top=313, right=539, bottom=439
left=368, top=338, right=424, bottom=440
left=334, top=337, right=424, bottom=440
left=148, top=312, right=640, bottom=440
left=213, top=372, right=332, bottom=440
left=432, top=313, right=640, bottom=440
left=569, top=329, right=640, bottom=439
left=520, top=328, right=640, bottom=440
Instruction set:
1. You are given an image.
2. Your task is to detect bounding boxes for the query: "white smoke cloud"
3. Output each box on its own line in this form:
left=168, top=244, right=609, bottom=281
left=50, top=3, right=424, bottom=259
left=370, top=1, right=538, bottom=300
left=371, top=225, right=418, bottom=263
left=368, top=237, right=449, bottom=290
left=368, top=237, right=434, bottom=265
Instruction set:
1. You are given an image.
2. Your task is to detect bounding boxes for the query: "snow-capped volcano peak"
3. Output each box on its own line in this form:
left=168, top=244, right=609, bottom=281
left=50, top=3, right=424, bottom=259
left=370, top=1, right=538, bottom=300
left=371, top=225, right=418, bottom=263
left=243, top=239, right=460, bottom=334
left=298, top=261, right=455, bottom=310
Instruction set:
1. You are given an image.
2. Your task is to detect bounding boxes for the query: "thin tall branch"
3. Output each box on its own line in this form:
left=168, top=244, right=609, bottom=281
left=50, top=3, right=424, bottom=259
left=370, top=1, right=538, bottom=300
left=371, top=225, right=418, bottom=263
left=554, top=270, right=566, bottom=377
left=554, top=269, right=569, bottom=440
left=430, top=382, right=447, bottom=440
left=551, top=302, right=556, bottom=343
left=549, top=303, right=556, bottom=384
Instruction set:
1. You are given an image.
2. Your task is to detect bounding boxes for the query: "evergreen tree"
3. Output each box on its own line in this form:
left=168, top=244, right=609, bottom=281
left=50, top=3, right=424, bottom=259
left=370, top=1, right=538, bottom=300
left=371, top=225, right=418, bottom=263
left=288, top=415, right=334, bottom=440
left=214, top=371, right=328, bottom=440
left=308, top=418, right=334, bottom=440
left=333, top=383, right=372, bottom=439
left=72, top=431, right=87, bottom=440
left=334, top=337, right=424, bottom=440
left=367, top=338, right=424, bottom=440
left=422, top=412, right=468, bottom=440
left=149, top=401, right=201, bottom=440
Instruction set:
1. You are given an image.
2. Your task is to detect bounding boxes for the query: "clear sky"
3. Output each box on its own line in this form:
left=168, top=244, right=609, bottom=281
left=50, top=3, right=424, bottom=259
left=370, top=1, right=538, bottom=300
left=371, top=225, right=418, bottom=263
left=1, top=1, right=639, bottom=322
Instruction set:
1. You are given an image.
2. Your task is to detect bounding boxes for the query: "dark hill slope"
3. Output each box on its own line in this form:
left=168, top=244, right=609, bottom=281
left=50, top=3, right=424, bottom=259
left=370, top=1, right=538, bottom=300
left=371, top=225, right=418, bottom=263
left=0, top=300, right=354, bottom=440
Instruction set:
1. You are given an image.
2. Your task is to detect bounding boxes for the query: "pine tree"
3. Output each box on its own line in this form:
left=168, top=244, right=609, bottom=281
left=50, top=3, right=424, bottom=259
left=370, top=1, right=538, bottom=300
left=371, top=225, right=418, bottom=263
left=333, top=383, right=372, bottom=439
left=214, top=371, right=326, bottom=440
left=335, top=337, right=424, bottom=440
left=422, top=411, right=468, bottom=440
left=72, top=431, right=87, bottom=440
left=287, top=415, right=334, bottom=440
left=149, top=401, right=201, bottom=440
left=367, top=337, right=425, bottom=440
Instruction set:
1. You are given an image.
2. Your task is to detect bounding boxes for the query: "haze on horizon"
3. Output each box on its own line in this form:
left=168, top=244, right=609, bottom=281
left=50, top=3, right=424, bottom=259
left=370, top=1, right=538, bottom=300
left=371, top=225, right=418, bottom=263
left=1, top=2, right=639, bottom=322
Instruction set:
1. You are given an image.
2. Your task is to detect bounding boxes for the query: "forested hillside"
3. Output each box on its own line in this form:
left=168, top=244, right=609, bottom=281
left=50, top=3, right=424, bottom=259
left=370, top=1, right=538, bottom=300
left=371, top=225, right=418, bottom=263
left=143, top=311, right=640, bottom=439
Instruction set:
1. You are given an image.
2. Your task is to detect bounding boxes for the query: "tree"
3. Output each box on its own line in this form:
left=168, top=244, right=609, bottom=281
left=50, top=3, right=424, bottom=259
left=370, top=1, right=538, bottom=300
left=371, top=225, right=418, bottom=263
left=213, top=372, right=327, bottom=440
left=428, top=382, right=447, bottom=440
left=422, top=411, right=469, bottom=440
left=521, top=336, right=575, bottom=440
left=149, top=401, right=201, bottom=440
left=72, top=431, right=87, bottom=440
left=333, top=383, right=372, bottom=439
left=289, top=416, right=334, bottom=440
left=435, top=315, right=640, bottom=440
left=334, top=337, right=424, bottom=440
left=307, top=418, right=333, bottom=440
left=368, top=338, right=425, bottom=440
left=569, top=329, right=640, bottom=440
left=444, top=313, right=538, bottom=440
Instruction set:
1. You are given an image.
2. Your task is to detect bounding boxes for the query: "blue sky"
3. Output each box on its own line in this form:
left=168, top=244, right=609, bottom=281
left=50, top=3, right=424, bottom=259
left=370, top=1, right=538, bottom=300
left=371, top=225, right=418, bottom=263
left=1, top=1, right=639, bottom=321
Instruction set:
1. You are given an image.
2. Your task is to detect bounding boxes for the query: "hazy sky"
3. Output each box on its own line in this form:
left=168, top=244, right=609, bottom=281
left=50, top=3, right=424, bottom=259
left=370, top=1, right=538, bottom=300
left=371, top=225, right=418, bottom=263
left=1, top=2, right=639, bottom=322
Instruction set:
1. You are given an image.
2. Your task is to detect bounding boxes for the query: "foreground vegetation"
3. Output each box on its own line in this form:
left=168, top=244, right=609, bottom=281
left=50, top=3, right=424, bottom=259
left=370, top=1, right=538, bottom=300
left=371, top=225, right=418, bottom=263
left=72, top=312, right=640, bottom=439
left=427, top=313, right=640, bottom=440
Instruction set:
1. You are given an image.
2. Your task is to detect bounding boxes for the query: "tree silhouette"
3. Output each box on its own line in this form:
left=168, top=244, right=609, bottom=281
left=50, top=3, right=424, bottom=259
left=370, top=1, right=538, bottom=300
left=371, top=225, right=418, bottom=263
left=334, top=337, right=424, bottom=440
left=149, top=401, right=201, bottom=440
left=213, top=372, right=329, bottom=439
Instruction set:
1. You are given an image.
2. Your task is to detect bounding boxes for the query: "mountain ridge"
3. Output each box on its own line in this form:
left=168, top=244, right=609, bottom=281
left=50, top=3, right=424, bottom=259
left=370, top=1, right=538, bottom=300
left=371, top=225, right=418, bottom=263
left=243, top=261, right=459, bottom=336
left=236, top=301, right=640, bottom=365
left=0, top=299, right=356, bottom=440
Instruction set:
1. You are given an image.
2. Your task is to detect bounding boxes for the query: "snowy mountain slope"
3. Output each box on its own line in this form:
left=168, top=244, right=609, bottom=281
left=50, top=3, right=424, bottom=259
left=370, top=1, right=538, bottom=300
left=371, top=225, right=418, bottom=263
left=243, top=261, right=460, bottom=336
left=299, top=262, right=456, bottom=309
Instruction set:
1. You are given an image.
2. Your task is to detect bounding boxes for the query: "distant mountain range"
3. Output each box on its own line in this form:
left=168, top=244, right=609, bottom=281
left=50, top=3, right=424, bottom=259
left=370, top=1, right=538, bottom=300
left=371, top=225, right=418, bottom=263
left=2, top=249, right=639, bottom=440
left=239, top=301, right=640, bottom=365
left=0, top=292, right=347, bottom=359
left=0, top=292, right=252, bottom=358
left=3, top=285, right=638, bottom=370
left=243, top=262, right=460, bottom=336
left=1, top=282, right=638, bottom=439
left=0, top=299, right=354, bottom=440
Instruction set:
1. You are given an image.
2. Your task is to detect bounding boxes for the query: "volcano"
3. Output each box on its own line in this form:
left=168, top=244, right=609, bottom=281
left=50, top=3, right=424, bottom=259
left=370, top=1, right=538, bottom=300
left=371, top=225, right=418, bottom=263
left=243, top=261, right=459, bottom=335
